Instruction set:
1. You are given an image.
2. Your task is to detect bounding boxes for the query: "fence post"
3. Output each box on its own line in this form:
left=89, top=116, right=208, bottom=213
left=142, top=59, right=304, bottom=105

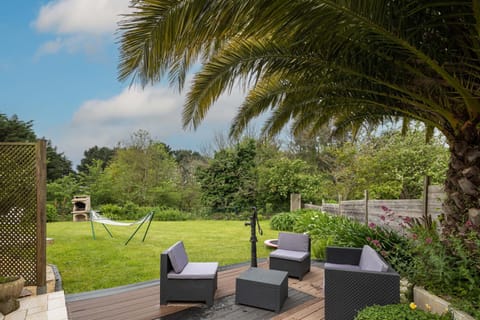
left=338, top=194, right=343, bottom=216
left=364, top=190, right=369, bottom=226
left=36, top=139, right=47, bottom=294
left=290, top=193, right=302, bottom=212
left=423, top=176, right=430, bottom=220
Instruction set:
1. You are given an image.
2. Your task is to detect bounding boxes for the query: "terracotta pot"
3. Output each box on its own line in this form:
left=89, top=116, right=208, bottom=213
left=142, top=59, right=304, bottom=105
left=0, top=276, right=25, bottom=315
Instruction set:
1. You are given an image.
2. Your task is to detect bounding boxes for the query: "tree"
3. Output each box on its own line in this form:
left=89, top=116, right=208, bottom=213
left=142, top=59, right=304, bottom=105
left=257, top=157, right=328, bottom=212
left=77, top=146, right=116, bottom=174
left=118, top=1, right=480, bottom=240
left=0, top=113, right=73, bottom=181
left=103, top=130, right=181, bottom=206
left=327, top=130, right=449, bottom=200
left=46, top=140, right=74, bottom=181
left=0, top=113, right=36, bottom=141
left=196, top=139, right=257, bottom=213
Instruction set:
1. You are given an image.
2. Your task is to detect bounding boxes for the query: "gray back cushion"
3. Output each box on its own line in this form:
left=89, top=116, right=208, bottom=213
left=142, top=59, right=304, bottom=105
left=167, top=241, right=189, bottom=273
left=359, top=245, right=388, bottom=272
left=278, top=232, right=309, bottom=252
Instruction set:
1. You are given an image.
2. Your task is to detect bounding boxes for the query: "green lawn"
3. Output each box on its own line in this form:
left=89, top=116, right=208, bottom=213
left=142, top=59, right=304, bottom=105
left=47, top=220, right=278, bottom=294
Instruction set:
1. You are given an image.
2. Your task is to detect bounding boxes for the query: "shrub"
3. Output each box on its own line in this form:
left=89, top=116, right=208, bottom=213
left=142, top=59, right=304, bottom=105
left=270, top=212, right=298, bottom=231
left=122, top=201, right=140, bottom=219
left=99, top=204, right=124, bottom=219
left=354, top=304, right=453, bottom=320
left=404, top=224, right=480, bottom=319
left=153, top=208, right=190, bottom=221
left=46, top=204, right=59, bottom=222
left=292, top=210, right=412, bottom=267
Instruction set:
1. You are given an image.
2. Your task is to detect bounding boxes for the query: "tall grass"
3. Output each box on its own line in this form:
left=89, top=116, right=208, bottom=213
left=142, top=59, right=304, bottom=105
left=47, top=220, right=277, bottom=294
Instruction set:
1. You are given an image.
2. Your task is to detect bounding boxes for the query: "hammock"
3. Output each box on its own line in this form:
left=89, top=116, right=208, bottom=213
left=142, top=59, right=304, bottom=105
left=89, top=210, right=155, bottom=245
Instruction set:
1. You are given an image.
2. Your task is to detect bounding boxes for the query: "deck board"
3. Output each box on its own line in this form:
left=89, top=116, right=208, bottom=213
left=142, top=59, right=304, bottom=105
left=66, top=261, right=325, bottom=320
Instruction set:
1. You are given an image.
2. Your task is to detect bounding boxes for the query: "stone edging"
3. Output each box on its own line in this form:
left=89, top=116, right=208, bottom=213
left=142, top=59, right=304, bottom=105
left=413, top=286, right=474, bottom=320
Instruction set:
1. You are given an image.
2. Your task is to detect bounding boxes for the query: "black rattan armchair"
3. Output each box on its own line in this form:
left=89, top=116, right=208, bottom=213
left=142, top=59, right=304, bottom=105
left=160, top=241, right=218, bottom=306
left=269, top=232, right=311, bottom=280
left=324, top=245, right=400, bottom=320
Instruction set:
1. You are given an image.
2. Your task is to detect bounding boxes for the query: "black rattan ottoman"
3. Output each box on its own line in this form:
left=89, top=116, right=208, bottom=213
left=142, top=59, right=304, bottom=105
left=235, top=267, right=288, bottom=312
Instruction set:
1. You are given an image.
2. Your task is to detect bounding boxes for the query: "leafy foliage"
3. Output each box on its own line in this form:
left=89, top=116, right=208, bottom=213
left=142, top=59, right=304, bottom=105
left=46, top=204, right=59, bottom=222
left=196, top=138, right=257, bottom=213
left=0, top=113, right=74, bottom=181
left=355, top=304, right=452, bottom=320
left=0, top=113, right=36, bottom=142
left=327, top=130, right=448, bottom=200
left=101, top=130, right=181, bottom=207
left=292, top=210, right=411, bottom=265
left=47, top=174, right=81, bottom=219
left=77, top=146, right=116, bottom=174
left=117, top=0, right=480, bottom=244
left=269, top=212, right=298, bottom=231
left=257, top=157, right=327, bottom=212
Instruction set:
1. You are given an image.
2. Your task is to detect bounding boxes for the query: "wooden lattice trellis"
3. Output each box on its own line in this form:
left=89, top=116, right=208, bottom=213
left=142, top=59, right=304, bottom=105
left=0, top=141, right=46, bottom=291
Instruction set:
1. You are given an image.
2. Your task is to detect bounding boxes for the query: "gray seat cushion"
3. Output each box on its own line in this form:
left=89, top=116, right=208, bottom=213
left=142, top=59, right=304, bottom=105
left=167, top=241, right=189, bottom=273
left=359, top=245, right=388, bottom=272
left=278, top=232, right=309, bottom=252
left=324, top=262, right=361, bottom=271
left=167, top=262, right=218, bottom=279
left=270, top=249, right=309, bottom=262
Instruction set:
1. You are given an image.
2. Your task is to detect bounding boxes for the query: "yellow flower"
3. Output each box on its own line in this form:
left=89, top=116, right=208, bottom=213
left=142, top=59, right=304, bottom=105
left=425, top=304, right=431, bottom=311
left=409, top=302, right=417, bottom=310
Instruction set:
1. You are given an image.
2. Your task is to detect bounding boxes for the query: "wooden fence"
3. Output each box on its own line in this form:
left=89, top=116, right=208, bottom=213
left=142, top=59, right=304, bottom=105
left=299, top=179, right=445, bottom=231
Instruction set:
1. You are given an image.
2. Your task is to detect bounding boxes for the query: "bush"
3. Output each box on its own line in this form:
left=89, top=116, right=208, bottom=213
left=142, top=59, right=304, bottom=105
left=354, top=304, right=452, bottom=320
left=403, top=224, right=480, bottom=319
left=270, top=212, right=298, bottom=231
left=153, top=208, right=190, bottom=221
left=292, top=210, right=412, bottom=266
left=99, top=204, right=124, bottom=219
left=46, top=204, right=59, bottom=222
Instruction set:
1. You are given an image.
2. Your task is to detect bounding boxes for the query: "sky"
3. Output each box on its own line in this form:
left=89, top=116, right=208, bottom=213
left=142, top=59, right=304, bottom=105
left=0, top=0, right=247, bottom=167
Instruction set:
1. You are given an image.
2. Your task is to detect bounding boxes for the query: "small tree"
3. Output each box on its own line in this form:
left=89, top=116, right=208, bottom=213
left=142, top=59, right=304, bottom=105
left=196, top=139, right=257, bottom=213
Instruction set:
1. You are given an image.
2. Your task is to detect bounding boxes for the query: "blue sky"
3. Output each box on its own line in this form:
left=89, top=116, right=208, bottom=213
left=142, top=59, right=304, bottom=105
left=1, top=0, right=244, bottom=167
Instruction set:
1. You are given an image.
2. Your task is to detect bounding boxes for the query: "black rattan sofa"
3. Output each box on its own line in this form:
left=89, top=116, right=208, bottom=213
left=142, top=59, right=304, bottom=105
left=324, top=245, right=400, bottom=320
left=160, top=241, right=218, bottom=306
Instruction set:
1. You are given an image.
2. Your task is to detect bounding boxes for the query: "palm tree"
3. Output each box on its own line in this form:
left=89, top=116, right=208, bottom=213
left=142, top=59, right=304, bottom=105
left=117, top=0, right=480, bottom=241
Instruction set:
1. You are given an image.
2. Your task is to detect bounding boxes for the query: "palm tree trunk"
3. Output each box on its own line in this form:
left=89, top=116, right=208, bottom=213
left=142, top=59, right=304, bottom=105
left=443, top=123, right=480, bottom=243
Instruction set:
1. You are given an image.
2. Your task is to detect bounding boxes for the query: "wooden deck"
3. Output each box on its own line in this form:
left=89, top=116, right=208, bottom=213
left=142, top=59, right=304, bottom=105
left=66, top=261, right=325, bottom=320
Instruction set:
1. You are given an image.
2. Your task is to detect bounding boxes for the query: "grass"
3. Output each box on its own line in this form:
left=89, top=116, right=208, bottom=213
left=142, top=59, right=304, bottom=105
left=47, top=220, right=278, bottom=294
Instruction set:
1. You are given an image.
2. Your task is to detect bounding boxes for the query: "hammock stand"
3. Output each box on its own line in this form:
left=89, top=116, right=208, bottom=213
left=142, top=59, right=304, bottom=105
left=89, top=210, right=155, bottom=245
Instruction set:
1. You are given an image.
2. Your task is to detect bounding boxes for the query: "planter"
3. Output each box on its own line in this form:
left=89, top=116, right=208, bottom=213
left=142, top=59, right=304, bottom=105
left=0, top=276, right=25, bottom=315
left=413, top=286, right=475, bottom=320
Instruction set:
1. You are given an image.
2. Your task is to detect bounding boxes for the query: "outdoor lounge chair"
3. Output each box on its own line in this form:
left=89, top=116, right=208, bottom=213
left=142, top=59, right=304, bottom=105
left=324, top=245, right=400, bottom=320
left=160, top=241, right=218, bottom=306
left=269, top=232, right=311, bottom=280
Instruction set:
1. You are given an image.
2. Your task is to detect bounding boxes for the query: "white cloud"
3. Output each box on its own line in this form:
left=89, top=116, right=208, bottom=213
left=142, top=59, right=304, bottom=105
left=53, top=85, right=246, bottom=166
left=35, top=38, right=63, bottom=56
left=33, top=0, right=131, bottom=56
left=34, top=0, right=130, bottom=35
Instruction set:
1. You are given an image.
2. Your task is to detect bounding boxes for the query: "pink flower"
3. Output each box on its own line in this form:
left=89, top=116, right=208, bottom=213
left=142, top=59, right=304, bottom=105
left=371, top=239, right=381, bottom=248
left=368, top=222, right=376, bottom=229
left=366, top=237, right=372, bottom=242
left=412, top=234, right=418, bottom=240
left=465, top=220, right=473, bottom=228
left=380, top=250, right=388, bottom=257
left=380, top=215, right=386, bottom=221
left=403, top=216, right=412, bottom=223
left=425, top=237, right=432, bottom=244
